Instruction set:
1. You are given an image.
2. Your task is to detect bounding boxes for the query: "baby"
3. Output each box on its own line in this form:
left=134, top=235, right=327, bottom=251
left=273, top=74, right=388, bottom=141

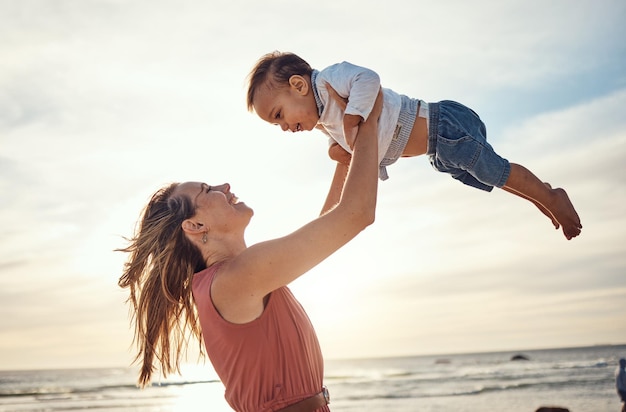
left=246, top=51, right=582, bottom=240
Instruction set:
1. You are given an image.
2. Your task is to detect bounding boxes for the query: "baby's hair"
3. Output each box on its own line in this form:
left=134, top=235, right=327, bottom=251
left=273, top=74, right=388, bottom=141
left=246, top=51, right=313, bottom=112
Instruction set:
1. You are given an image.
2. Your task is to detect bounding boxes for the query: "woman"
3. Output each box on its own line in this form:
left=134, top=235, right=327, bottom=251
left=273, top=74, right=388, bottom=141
left=118, top=89, right=383, bottom=411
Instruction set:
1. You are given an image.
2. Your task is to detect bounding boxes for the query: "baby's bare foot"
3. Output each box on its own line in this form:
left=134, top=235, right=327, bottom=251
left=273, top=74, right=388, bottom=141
left=549, top=187, right=582, bottom=240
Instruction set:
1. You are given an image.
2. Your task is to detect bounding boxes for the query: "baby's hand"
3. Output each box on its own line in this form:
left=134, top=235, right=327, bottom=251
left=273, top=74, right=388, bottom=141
left=328, top=142, right=352, bottom=165
left=343, top=114, right=362, bottom=150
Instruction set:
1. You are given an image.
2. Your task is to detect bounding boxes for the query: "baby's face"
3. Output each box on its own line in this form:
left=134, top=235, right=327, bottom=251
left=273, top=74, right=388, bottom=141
left=252, top=82, right=319, bottom=133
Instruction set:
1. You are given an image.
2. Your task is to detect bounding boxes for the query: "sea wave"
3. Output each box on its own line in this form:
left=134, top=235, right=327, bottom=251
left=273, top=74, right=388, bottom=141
left=0, top=379, right=220, bottom=398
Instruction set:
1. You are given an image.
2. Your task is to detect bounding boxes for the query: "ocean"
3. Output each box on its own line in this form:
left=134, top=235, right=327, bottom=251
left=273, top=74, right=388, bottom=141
left=1, top=344, right=623, bottom=412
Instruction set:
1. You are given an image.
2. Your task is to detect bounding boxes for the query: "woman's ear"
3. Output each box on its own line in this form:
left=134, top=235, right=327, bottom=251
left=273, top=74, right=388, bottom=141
left=288, top=75, right=309, bottom=95
left=181, top=219, right=204, bottom=235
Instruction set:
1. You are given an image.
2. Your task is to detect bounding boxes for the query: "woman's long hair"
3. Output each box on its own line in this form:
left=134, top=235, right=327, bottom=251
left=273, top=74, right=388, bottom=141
left=117, top=183, right=207, bottom=387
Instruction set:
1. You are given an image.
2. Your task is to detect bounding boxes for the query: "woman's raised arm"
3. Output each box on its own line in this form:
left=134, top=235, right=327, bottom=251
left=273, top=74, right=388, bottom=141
left=213, top=90, right=383, bottom=323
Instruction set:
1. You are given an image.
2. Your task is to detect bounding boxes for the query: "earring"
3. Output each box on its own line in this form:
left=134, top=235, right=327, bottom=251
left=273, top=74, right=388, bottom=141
left=202, top=233, right=207, bottom=244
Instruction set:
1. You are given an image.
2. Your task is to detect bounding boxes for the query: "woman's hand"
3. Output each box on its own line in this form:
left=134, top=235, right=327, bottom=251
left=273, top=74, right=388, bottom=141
left=328, top=142, right=351, bottom=165
left=325, top=82, right=347, bottom=110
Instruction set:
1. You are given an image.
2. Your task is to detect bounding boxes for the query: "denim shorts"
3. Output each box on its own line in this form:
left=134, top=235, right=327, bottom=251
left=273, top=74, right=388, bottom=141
left=427, top=100, right=510, bottom=192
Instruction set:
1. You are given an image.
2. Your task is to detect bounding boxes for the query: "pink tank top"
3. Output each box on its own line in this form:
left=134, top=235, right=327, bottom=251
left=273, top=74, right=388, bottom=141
left=192, top=264, right=330, bottom=412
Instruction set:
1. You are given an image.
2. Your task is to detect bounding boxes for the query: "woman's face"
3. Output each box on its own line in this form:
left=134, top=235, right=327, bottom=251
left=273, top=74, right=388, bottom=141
left=174, top=182, right=253, bottom=231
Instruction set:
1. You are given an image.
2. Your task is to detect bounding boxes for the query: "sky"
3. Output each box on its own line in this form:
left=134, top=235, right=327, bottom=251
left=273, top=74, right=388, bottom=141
left=1, top=0, right=625, bottom=375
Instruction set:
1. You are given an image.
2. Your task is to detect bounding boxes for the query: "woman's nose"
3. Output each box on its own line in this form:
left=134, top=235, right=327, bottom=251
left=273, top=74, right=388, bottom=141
left=214, top=183, right=230, bottom=193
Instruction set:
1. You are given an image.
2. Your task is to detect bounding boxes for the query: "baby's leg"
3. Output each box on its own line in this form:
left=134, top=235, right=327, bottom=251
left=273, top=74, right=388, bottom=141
left=503, top=183, right=559, bottom=228
left=502, top=163, right=582, bottom=240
